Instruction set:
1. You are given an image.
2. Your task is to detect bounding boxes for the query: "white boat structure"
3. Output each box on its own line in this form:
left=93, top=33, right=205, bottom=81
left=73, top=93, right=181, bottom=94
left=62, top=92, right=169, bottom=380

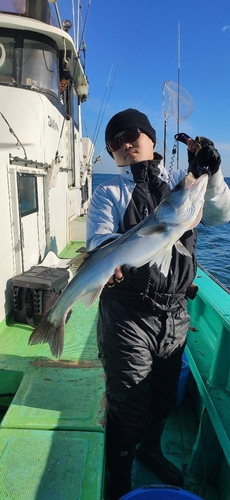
left=0, top=0, right=93, bottom=323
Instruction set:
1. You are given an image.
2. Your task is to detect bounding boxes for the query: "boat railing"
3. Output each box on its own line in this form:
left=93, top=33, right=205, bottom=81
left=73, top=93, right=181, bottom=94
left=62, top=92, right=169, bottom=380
left=186, top=265, right=230, bottom=480
left=198, top=262, right=230, bottom=294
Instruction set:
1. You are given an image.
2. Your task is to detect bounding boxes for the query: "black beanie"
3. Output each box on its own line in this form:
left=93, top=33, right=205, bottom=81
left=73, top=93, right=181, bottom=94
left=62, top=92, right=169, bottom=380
left=105, top=108, right=156, bottom=155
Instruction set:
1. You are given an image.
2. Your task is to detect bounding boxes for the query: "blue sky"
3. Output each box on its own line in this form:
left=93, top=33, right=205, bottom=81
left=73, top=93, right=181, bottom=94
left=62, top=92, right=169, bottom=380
left=56, top=0, right=230, bottom=176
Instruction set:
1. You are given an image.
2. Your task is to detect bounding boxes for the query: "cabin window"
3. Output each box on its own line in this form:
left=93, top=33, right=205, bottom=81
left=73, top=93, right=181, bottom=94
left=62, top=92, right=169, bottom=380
left=0, top=31, right=59, bottom=99
left=0, top=0, right=26, bottom=14
left=22, top=39, right=59, bottom=96
left=0, top=37, right=14, bottom=83
left=18, top=174, right=38, bottom=217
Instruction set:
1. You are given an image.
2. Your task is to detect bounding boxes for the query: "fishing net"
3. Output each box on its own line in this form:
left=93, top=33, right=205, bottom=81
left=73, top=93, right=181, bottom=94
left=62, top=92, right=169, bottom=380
left=162, top=80, right=194, bottom=123
left=162, top=80, right=194, bottom=171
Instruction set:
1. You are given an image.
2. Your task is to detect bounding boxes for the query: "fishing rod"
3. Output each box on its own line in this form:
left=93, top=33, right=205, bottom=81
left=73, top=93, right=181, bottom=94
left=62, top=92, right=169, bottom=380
left=90, top=63, right=114, bottom=151
left=88, top=62, right=120, bottom=163
left=92, top=63, right=120, bottom=152
left=177, top=20, right=180, bottom=170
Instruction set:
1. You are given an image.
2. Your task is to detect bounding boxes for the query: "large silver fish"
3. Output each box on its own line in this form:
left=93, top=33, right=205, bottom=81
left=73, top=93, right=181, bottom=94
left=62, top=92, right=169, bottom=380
left=28, top=172, right=208, bottom=358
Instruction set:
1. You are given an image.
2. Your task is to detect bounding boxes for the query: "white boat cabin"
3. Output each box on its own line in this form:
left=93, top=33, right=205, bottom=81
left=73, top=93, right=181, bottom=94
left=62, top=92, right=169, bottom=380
left=0, top=0, right=93, bottom=321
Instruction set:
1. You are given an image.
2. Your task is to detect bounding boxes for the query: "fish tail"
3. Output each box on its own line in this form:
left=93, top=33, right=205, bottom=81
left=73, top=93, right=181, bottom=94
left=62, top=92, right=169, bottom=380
left=28, top=316, right=65, bottom=358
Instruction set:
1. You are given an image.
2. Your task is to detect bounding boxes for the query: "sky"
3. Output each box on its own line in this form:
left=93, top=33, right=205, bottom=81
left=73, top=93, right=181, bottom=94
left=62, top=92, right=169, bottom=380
left=56, top=0, right=230, bottom=176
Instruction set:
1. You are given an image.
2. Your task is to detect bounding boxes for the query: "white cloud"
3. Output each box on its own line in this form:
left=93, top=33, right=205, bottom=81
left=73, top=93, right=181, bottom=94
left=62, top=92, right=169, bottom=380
left=222, top=25, right=230, bottom=33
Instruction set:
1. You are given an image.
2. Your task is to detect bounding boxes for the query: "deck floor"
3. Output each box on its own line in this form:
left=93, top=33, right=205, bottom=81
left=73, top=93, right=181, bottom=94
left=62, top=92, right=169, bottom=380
left=0, top=243, right=221, bottom=499
left=0, top=397, right=219, bottom=499
left=130, top=394, right=219, bottom=499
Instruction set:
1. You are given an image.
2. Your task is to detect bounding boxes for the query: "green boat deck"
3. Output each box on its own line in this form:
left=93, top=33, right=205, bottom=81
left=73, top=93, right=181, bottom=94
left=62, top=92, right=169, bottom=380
left=0, top=243, right=230, bottom=499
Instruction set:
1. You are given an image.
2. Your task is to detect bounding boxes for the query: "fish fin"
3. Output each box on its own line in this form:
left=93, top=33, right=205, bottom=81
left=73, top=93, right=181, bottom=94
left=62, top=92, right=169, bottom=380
left=158, top=250, right=173, bottom=276
left=137, top=223, right=166, bottom=237
left=28, top=316, right=65, bottom=358
left=80, top=286, right=104, bottom=308
left=68, top=252, right=89, bottom=275
left=151, top=241, right=192, bottom=277
left=175, top=240, right=192, bottom=257
left=149, top=247, right=172, bottom=277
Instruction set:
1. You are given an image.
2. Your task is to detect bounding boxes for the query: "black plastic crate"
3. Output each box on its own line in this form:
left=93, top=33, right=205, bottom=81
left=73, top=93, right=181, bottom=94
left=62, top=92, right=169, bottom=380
left=12, top=266, right=69, bottom=325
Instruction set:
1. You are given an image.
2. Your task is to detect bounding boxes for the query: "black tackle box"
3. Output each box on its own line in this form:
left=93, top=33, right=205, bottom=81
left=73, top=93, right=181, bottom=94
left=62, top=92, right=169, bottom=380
left=12, top=266, right=69, bottom=325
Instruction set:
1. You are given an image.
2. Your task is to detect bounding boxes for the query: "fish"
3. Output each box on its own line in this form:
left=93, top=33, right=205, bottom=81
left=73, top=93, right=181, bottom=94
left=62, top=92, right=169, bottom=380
left=28, top=172, right=208, bottom=358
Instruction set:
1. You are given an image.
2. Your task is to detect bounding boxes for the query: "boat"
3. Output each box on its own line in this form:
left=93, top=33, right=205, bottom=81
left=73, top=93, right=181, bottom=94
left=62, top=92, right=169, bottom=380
left=0, top=2, right=230, bottom=499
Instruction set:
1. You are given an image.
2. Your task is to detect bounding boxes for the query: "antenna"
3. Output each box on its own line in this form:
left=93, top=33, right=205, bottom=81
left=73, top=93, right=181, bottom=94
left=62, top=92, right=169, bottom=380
left=162, top=23, right=194, bottom=170
left=71, top=0, right=76, bottom=48
left=72, top=0, right=80, bottom=51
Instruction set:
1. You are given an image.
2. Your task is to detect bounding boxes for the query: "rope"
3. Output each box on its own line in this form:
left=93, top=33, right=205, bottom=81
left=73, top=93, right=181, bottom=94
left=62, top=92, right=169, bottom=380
left=87, top=62, right=119, bottom=163
left=0, top=112, right=27, bottom=159
left=91, top=63, right=119, bottom=160
left=79, top=0, right=92, bottom=54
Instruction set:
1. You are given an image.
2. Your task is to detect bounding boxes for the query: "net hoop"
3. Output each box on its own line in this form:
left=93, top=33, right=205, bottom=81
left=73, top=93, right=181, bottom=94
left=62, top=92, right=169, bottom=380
left=162, top=80, right=194, bottom=123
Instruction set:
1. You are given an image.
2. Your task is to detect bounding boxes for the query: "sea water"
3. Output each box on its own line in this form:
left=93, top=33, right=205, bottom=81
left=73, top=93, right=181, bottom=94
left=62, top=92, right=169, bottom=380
left=92, top=174, right=230, bottom=290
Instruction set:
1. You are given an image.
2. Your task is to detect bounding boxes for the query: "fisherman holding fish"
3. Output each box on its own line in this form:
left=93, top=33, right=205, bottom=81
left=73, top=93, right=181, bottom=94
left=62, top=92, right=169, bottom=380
left=86, top=109, right=230, bottom=500
left=28, top=108, right=230, bottom=498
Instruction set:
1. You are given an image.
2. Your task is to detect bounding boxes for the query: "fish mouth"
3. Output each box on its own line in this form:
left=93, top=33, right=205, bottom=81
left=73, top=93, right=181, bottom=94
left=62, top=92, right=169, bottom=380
left=185, top=172, right=209, bottom=189
left=186, top=172, right=209, bottom=200
left=167, top=172, right=208, bottom=207
left=156, top=171, right=209, bottom=223
left=183, top=173, right=209, bottom=226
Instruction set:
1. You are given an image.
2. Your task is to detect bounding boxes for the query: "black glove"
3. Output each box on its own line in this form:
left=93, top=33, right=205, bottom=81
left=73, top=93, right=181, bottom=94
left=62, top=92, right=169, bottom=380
left=188, top=136, right=221, bottom=178
left=121, top=265, right=137, bottom=280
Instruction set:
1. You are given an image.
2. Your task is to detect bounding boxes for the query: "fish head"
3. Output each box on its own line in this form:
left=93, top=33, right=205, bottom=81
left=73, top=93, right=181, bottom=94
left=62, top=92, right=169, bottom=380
left=156, top=172, right=209, bottom=228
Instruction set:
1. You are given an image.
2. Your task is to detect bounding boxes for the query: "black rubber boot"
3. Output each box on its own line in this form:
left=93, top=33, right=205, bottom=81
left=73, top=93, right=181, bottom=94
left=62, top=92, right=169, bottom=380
left=107, top=441, right=136, bottom=500
left=136, top=418, right=184, bottom=487
left=136, top=443, right=184, bottom=486
left=106, top=416, right=137, bottom=500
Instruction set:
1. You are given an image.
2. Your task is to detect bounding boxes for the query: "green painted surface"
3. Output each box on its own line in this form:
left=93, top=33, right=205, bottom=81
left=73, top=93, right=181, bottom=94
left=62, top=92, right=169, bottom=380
left=0, top=264, right=100, bottom=369
left=187, top=267, right=230, bottom=468
left=0, top=301, right=99, bottom=368
left=58, top=241, right=86, bottom=259
left=1, top=246, right=230, bottom=499
left=0, top=242, right=107, bottom=497
left=1, top=368, right=105, bottom=431
left=0, top=429, right=104, bottom=500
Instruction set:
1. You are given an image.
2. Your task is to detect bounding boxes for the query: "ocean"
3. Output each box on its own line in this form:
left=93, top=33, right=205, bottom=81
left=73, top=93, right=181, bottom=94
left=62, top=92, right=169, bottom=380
left=92, top=174, right=230, bottom=290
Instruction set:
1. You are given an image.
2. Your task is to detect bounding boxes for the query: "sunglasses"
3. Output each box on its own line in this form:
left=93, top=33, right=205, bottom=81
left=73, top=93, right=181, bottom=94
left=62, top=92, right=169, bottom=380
left=107, top=128, right=142, bottom=152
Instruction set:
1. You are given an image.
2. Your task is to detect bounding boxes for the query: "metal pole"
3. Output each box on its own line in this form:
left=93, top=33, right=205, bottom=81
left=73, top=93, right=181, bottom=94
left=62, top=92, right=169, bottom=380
left=71, top=0, right=76, bottom=47
left=177, top=21, right=180, bottom=170
left=53, top=1, right=62, bottom=28
left=77, top=0, right=80, bottom=53
left=163, top=119, right=167, bottom=168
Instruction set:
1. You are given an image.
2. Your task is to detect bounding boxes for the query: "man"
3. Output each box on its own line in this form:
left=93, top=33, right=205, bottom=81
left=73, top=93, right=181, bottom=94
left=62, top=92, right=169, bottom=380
left=86, top=109, right=230, bottom=500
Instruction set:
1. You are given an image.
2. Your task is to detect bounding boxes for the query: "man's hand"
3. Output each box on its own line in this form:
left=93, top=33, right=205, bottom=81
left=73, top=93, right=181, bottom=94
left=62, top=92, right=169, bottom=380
left=107, top=265, right=136, bottom=286
left=187, top=136, right=221, bottom=177
left=187, top=137, right=201, bottom=154
left=107, top=266, right=124, bottom=286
